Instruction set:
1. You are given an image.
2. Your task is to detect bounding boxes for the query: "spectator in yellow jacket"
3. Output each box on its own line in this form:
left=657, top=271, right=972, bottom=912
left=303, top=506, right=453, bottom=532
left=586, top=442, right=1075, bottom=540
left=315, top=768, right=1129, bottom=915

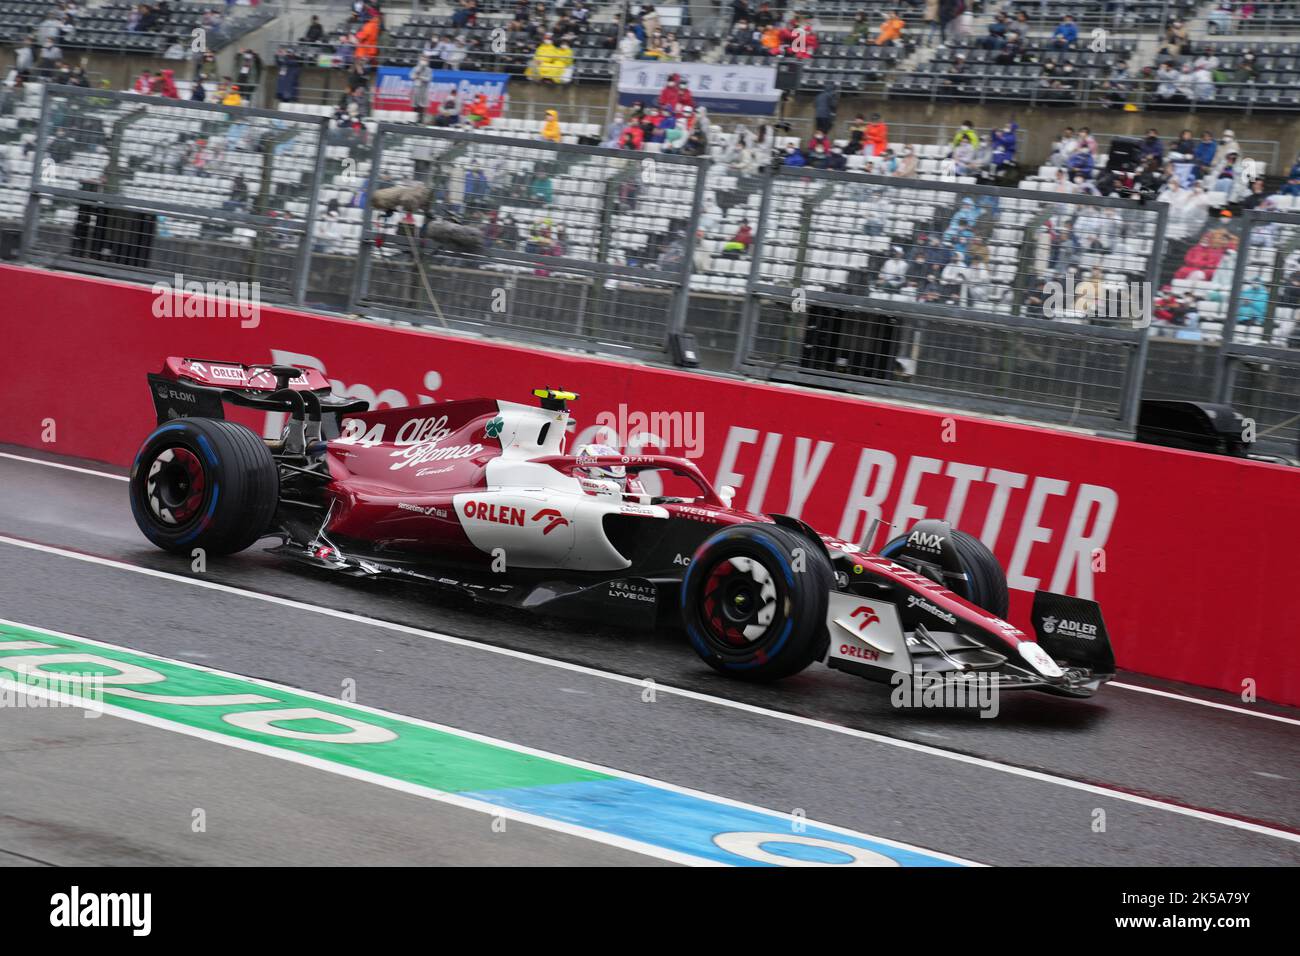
left=527, top=33, right=574, bottom=84
left=541, top=109, right=562, bottom=142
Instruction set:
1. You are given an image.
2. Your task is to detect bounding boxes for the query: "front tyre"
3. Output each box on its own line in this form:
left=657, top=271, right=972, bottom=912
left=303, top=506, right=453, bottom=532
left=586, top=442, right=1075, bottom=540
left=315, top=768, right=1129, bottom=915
left=129, top=418, right=279, bottom=555
left=681, top=523, right=831, bottom=682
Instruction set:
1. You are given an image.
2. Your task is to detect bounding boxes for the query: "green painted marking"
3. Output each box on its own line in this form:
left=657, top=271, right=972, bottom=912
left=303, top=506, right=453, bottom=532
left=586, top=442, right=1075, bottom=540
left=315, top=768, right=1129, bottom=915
left=0, top=623, right=609, bottom=794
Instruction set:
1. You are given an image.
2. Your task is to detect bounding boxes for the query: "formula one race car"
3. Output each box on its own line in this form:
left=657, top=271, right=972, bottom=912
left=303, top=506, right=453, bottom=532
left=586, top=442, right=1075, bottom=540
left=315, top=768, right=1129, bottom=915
left=130, top=358, right=1116, bottom=698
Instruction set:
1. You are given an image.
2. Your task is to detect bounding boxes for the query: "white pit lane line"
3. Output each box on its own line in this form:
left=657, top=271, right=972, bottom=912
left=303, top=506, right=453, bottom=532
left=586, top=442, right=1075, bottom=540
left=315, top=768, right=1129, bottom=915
left=0, top=531, right=1298, bottom=848
left=2, top=448, right=1298, bottom=728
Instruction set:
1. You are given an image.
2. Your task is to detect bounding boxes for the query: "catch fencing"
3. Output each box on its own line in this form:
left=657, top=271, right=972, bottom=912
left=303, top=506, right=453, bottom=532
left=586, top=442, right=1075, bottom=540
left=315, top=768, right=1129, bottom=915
left=1214, top=209, right=1300, bottom=455
left=10, top=82, right=1299, bottom=441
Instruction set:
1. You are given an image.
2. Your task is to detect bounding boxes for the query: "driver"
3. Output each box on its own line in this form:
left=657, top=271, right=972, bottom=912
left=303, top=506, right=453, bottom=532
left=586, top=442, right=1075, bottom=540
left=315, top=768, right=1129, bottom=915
left=575, top=443, right=627, bottom=491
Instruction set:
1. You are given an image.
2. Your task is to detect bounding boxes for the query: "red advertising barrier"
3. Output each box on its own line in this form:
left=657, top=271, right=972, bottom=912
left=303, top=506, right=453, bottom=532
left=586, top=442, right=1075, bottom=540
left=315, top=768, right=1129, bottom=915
left=4, top=264, right=1298, bottom=705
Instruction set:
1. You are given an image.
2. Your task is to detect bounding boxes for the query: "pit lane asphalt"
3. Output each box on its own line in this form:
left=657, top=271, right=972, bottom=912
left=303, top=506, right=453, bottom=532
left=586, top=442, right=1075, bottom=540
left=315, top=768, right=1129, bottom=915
left=1, top=446, right=1297, bottom=866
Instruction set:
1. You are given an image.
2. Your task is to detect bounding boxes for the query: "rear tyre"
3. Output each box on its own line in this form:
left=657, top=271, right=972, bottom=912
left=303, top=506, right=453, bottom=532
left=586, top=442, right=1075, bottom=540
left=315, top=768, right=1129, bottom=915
left=129, top=418, right=279, bottom=555
left=680, top=523, right=832, bottom=682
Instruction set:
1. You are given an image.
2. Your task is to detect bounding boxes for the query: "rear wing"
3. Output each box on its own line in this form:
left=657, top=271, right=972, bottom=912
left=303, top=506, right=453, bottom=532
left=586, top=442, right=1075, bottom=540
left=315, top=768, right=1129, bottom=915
left=148, top=357, right=369, bottom=455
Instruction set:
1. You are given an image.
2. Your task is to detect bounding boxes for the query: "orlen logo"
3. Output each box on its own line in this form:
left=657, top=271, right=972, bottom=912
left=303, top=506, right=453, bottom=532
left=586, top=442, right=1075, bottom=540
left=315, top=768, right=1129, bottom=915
left=210, top=365, right=245, bottom=382
left=906, top=530, right=945, bottom=553
left=463, top=501, right=525, bottom=526
left=839, top=643, right=880, bottom=662
left=531, top=508, right=570, bottom=536
left=850, top=605, right=881, bottom=631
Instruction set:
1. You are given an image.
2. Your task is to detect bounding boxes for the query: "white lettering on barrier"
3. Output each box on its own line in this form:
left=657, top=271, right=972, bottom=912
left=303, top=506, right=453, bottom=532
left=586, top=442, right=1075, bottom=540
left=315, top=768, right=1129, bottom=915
left=717, top=428, right=1118, bottom=601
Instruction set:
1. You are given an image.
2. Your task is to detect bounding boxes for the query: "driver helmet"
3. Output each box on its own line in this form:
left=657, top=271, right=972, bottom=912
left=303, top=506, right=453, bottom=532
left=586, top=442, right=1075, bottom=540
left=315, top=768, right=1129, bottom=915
left=576, top=443, right=626, bottom=489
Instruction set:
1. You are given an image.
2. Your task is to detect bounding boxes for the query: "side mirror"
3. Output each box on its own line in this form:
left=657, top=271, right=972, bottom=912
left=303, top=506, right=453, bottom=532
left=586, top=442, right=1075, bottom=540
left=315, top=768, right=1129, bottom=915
left=719, top=485, right=736, bottom=507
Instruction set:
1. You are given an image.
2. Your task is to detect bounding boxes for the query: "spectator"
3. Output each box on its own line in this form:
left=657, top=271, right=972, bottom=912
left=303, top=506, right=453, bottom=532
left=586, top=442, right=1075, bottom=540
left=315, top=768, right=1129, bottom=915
left=848, top=11, right=872, bottom=43
left=781, top=145, right=806, bottom=167
left=133, top=69, right=155, bottom=95
left=1194, top=130, right=1217, bottom=173
left=541, top=109, right=562, bottom=143
left=409, top=55, right=432, bottom=123
left=813, top=82, right=838, bottom=135
left=37, top=10, right=62, bottom=44
left=1155, top=62, right=1186, bottom=105
left=303, top=16, right=324, bottom=43
left=683, top=124, right=709, bottom=157
left=156, top=68, right=179, bottom=99
left=1240, top=178, right=1270, bottom=210
left=274, top=48, right=302, bottom=104
left=1052, top=15, right=1078, bottom=48
left=951, top=121, right=978, bottom=151
left=864, top=113, right=889, bottom=156
left=355, top=14, right=380, bottom=67
left=1282, top=153, right=1300, bottom=196
left=618, top=122, right=644, bottom=150
left=879, top=246, right=909, bottom=289
left=722, top=220, right=753, bottom=256
left=937, top=0, right=962, bottom=43
left=1207, top=0, right=1234, bottom=33
left=1169, top=129, right=1197, bottom=160
left=807, top=128, right=832, bottom=155
left=38, top=37, right=62, bottom=76
left=220, top=79, right=243, bottom=107
left=657, top=75, right=693, bottom=111
left=997, top=30, right=1025, bottom=65
left=465, top=93, right=492, bottom=128
left=528, top=33, right=573, bottom=83
left=1049, top=127, right=1078, bottom=165
left=617, top=27, right=641, bottom=60
left=991, top=122, right=1018, bottom=169
left=1233, top=52, right=1258, bottom=84
left=876, top=11, right=904, bottom=46
left=897, top=146, right=917, bottom=177
left=982, top=12, right=1010, bottom=49
left=452, top=0, right=478, bottom=29
left=430, top=90, right=458, bottom=127
left=1140, top=128, right=1164, bottom=163
left=235, top=49, right=262, bottom=97
left=1161, top=19, right=1190, bottom=56
left=1219, top=128, right=1242, bottom=161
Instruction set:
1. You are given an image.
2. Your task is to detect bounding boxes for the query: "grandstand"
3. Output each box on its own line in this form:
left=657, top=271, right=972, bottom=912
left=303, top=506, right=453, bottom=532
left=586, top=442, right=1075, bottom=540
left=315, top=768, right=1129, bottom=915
left=3, top=1, right=1300, bottom=450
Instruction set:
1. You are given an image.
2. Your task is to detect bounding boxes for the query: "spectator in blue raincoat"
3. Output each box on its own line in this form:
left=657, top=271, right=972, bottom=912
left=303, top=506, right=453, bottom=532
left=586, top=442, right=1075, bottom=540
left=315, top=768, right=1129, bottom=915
left=944, top=196, right=980, bottom=241
left=1193, top=132, right=1217, bottom=173
left=991, top=122, right=1018, bottom=167
left=782, top=145, right=806, bottom=167
left=1236, top=281, right=1269, bottom=325
left=1066, top=146, right=1094, bottom=177
left=1051, top=15, right=1078, bottom=47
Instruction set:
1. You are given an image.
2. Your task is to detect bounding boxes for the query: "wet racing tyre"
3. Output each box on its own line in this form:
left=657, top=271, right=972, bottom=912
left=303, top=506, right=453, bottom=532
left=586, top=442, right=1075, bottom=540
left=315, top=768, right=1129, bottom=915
left=130, top=417, right=279, bottom=556
left=882, top=527, right=1009, bottom=619
left=681, top=523, right=833, bottom=682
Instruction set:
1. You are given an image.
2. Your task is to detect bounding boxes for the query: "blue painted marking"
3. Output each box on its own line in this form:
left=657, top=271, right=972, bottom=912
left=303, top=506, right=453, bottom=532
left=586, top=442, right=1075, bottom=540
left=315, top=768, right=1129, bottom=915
left=460, top=778, right=965, bottom=867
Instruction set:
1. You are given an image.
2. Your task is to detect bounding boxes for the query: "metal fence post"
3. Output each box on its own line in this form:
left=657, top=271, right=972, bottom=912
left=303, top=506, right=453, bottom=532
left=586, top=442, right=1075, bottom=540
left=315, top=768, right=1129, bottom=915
left=347, top=125, right=387, bottom=314
left=668, top=155, right=710, bottom=339
left=292, top=116, right=331, bottom=306
left=20, top=83, right=52, bottom=261
left=730, top=165, right=777, bottom=373
left=1122, top=199, right=1168, bottom=429
left=1212, top=210, right=1254, bottom=402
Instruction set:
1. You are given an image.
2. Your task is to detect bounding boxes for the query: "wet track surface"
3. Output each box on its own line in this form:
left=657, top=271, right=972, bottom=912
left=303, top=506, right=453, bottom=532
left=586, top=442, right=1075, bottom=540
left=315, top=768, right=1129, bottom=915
left=1, top=446, right=1297, bottom=866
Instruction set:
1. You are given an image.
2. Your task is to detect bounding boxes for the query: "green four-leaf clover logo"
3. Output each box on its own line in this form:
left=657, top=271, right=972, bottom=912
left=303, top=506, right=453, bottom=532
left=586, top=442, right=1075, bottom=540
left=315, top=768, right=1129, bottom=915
left=485, top=416, right=504, bottom=439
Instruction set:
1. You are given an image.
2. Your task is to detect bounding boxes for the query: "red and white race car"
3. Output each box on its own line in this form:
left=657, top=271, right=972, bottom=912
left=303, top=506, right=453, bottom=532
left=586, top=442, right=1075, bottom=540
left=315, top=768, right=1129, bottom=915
left=130, top=358, right=1115, bottom=697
